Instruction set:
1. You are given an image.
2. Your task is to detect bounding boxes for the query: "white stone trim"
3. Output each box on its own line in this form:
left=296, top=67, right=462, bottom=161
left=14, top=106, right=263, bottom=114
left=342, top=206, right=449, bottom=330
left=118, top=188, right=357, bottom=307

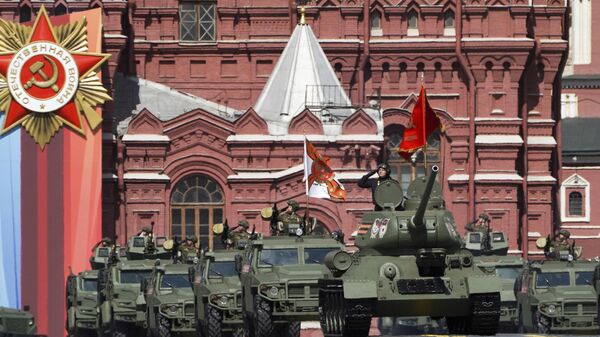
left=102, top=173, right=118, bottom=180
left=228, top=165, right=304, bottom=180
left=508, top=250, right=523, bottom=254
left=474, top=173, right=523, bottom=181
left=370, top=38, right=455, bottom=43
left=226, top=134, right=383, bottom=142
left=561, top=225, right=600, bottom=229
left=475, top=135, right=524, bottom=144
left=528, top=119, right=555, bottom=123
left=104, top=33, right=127, bottom=39
left=560, top=173, right=590, bottom=222
left=527, top=136, right=556, bottom=146
left=124, top=172, right=171, bottom=181
left=571, top=0, right=592, bottom=65
left=103, top=132, right=116, bottom=141
left=462, top=37, right=534, bottom=42
left=527, top=175, right=557, bottom=182
left=572, top=234, right=600, bottom=239
left=448, top=174, right=469, bottom=182
left=528, top=232, right=542, bottom=238
left=474, top=117, right=522, bottom=121
left=561, top=93, right=578, bottom=119
left=562, top=166, right=600, bottom=170
left=122, top=134, right=170, bottom=142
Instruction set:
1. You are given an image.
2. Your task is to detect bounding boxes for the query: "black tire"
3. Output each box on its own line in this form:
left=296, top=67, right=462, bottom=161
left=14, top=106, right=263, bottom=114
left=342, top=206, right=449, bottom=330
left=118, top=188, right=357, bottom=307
left=279, top=321, right=300, bottom=337
left=157, top=315, right=172, bottom=337
left=253, top=295, right=273, bottom=337
left=110, top=321, right=129, bottom=337
left=534, top=311, right=550, bottom=334
left=206, top=306, right=223, bottom=337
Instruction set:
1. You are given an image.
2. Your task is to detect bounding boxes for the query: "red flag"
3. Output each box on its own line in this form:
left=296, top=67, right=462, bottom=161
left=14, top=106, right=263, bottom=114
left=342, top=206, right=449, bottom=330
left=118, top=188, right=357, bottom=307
left=304, top=139, right=346, bottom=200
left=398, top=86, right=441, bottom=160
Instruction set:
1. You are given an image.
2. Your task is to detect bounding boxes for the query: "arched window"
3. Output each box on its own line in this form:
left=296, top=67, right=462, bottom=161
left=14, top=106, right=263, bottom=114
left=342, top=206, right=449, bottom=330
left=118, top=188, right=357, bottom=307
left=19, top=5, right=31, bottom=23
left=407, top=10, right=419, bottom=36
left=171, top=174, right=225, bottom=250
left=55, top=3, right=67, bottom=16
left=370, top=11, right=382, bottom=36
left=569, top=191, right=583, bottom=216
left=385, top=126, right=441, bottom=192
left=444, top=11, right=455, bottom=28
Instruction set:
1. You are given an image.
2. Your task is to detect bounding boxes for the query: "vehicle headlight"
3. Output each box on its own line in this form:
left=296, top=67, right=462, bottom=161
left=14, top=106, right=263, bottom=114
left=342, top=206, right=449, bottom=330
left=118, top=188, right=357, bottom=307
left=269, top=286, right=279, bottom=298
left=210, top=294, right=230, bottom=307
left=28, top=319, right=34, bottom=326
left=168, top=305, right=179, bottom=314
left=546, top=304, right=556, bottom=314
left=539, top=303, right=558, bottom=315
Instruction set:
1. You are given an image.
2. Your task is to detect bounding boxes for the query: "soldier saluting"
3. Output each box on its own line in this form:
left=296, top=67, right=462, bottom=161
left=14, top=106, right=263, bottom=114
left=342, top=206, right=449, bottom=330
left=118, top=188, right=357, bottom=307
left=277, top=200, right=302, bottom=234
left=543, top=229, right=575, bottom=260
left=465, top=213, right=492, bottom=251
left=358, top=163, right=398, bottom=211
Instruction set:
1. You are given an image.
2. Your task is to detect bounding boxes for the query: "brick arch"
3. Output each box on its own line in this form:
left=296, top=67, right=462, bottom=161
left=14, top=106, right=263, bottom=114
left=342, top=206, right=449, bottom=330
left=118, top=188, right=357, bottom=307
left=382, top=107, right=456, bottom=129
left=288, top=108, right=324, bottom=135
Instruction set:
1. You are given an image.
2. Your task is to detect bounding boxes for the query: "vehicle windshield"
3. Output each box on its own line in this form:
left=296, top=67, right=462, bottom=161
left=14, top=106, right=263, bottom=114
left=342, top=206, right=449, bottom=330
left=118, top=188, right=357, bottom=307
left=82, top=279, right=97, bottom=292
left=259, top=249, right=299, bottom=266
left=495, top=267, right=521, bottom=279
left=575, top=271, right=593, bottom=286
left=304, top=248, right=339, bottom=264
left=119, top=270, right=152, bottom=284
left=208, top=261, right=237, bottom=278
left=536, top=272, right=570, bottom=288
left=160, top=274, right=190, bottom=289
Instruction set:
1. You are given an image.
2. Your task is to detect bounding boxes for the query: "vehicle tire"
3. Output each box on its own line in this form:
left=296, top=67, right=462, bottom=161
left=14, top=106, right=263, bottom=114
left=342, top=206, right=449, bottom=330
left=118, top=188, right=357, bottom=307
left=534, top=311, right=550, bottom=334
left=231, top=327, right=245, bottom=337
left=279, top=321, right=300, bottom=337
left=110, top=321, right=129, bottom=337
left=206, top=306, right=223, bottom=337
left=157, top=315, right=172, bottom=337
left=253, top=295, right=273, bottom=337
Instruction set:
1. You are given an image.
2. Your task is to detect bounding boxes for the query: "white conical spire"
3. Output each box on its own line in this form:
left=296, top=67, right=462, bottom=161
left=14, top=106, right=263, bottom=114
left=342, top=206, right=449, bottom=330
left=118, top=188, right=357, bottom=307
left=254, top=23, right=352, bottom=134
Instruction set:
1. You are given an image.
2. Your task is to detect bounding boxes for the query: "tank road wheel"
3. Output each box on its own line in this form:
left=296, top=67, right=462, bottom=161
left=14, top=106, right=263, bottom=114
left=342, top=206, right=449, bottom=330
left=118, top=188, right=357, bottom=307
left=446, top=316, right=468, bottom=334
left=468, top=292, right=501, bottom=335
left=534, top=311, right=550, bottom=334
left=157, top=315, right=172, bottom=337
left=110, top=321, right=130, bottom=337
left=278, top=321, right=300, bottom=337
left=206, top=306, right=223, bottom=337
left=318, top=279, right=372, bottom=337
left=253, top=295, right=274, bottom=337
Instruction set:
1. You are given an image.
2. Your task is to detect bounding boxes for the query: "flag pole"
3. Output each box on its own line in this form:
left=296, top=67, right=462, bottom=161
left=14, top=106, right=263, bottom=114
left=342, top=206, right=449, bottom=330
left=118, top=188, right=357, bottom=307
left=304, top=136, right=310, bottom=226
left=422, top=85, right=428, bottom=175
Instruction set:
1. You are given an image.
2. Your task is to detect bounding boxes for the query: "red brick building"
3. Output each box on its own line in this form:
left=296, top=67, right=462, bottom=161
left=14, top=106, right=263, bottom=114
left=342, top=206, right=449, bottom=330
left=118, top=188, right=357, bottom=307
left=1, top=1, right=571, bottom=257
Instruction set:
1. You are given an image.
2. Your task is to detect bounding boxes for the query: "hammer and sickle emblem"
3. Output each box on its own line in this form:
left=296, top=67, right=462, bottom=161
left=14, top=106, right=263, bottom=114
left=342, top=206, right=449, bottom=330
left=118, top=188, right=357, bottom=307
left=24, top=55, right=59, bottom=92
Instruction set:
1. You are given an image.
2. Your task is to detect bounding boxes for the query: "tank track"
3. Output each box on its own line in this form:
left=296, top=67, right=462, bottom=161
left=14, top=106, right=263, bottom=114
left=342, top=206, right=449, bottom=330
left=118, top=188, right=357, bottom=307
left=318, top=279, right=372, bottom=337
left=469, top=292, right=501, bottom=335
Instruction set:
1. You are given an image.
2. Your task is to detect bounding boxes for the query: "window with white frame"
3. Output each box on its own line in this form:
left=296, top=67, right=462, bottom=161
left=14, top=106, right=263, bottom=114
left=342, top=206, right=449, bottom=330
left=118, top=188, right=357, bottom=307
left=407, top=10, right=419, bottom=36
left=560, top=174, right=590, bottom=222
left=561, top=93, right=578, bottom=119
left=570, top=0, right=592, bottom=65
left=443, top=10, right=455, bottom=36
left=370, top=11, right=383, bottom=37
left=180, top=1, right=216, bottom=42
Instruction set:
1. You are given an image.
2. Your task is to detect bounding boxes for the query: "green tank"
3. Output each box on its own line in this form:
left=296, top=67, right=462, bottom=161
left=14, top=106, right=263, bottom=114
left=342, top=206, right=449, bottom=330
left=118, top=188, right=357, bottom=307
left=191, top=250, right=243, bottom=337
left=0, top=306, right=37, bottom=336
left=475, top=255, right=524, bottom=331
left=66, top=270, right=100, bottom=336
left=144, top=262, right=195, bottom=337
left=239, top=234, right=344, bottom=337
left=318, top=165, right=503, bottom=336
left=515, top=259, right=599, bottom=334
left=97, top=234, right=172, bottom=337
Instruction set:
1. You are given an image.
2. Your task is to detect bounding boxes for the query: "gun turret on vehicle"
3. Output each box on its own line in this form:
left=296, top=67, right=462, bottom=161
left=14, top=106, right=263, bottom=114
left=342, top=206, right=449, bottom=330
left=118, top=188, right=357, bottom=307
left=319, top=166, right=503, bottom=337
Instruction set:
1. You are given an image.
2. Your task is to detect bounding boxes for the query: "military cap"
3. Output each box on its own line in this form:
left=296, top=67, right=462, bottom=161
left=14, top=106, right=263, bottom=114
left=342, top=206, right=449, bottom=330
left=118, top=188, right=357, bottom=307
left=287, top=200, right=299, bottom=210
left=191, top=237, right=198, bottom=243
left=238, top=220, right=249, bottom=229
left=377, top=163, right=391, bottom=173
left=142, top=226, right=152, bottom=232
left=559, top=229, right=571, bottom=238
left=102, top=237, right=112, bottom=244
left=478, top=213, right=490, bottom=222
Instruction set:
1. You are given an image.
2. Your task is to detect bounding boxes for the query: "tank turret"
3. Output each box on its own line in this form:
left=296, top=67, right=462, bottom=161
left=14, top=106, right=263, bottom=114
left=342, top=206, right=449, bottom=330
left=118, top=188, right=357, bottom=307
left=355, top=165, right=462, bottom=255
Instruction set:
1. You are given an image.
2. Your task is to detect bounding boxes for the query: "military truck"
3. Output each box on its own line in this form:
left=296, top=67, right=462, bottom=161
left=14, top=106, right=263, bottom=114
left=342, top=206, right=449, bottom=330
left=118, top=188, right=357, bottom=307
left=318, top=166, right=503, bottom=336
left=97, top=234, right=172, bottom=337
left=144, top=262, right=195, bottom=337
left=0, top=306, right=37, bottom=336
left=66, top=270, right=100, bottom=336
left=238, top=234, right=344, bottom=337
left=514, top=259, right=599, bottom=334
left=463, top=229, right=509, bottom=256
left=475, top=255, right=524, bottom=331
left=191, top=250, right=243, bottom=337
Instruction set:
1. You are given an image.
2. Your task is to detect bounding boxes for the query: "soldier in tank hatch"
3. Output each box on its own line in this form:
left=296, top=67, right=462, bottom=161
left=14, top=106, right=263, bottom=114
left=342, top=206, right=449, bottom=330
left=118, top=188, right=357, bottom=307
left=358, top=163, right=400, bottom=211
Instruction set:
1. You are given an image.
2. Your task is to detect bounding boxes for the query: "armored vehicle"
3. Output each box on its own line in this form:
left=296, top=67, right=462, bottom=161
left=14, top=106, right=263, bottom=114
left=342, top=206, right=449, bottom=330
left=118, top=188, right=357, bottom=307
left=145, top=262, right=195, bottom=337
left=66, top=270, right=100, bottom=336
left=515, top=259, right=599, bottom=334
left=475, top=255, right=524, bottom=331
left=463, top=230, right=509, bottom=256
left=191, top=250, right=243, bottom=337
left=318, top=166, right=502, bottom=336
left=239, top=234, right=344, bottom=337
left=90, top=245, right=127, bottom=270
left=378, top=316, right=444, bottom=335
left=0, top=307, right=37, bottom=336
left=97, top=234, right=172, bottom=337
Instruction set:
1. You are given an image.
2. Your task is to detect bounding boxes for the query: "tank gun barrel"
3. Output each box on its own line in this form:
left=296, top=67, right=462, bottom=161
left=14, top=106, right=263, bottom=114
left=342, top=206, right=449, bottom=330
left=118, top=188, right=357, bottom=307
left=410, top=165, right=439, bottom=229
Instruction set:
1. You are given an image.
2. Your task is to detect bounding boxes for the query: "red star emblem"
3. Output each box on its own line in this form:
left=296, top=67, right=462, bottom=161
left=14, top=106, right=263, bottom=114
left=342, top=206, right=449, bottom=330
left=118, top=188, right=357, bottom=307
left=0, top=6, right=108, bottom=139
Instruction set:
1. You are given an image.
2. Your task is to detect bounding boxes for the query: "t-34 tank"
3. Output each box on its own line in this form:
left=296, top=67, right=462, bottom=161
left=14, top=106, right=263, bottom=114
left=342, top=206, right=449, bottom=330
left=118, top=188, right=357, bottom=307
left=318, top=166, right=502, bottom=336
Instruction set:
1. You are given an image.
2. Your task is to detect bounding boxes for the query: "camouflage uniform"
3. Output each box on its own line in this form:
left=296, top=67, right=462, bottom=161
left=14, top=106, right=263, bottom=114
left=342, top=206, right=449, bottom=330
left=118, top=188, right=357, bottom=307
left=546, top=230, right=573, bottom=260
left=228, top=220, right=252, bottom=248
left=465, top=214, right=491, bottom=250
left=277, top=200, right=302, bottom=234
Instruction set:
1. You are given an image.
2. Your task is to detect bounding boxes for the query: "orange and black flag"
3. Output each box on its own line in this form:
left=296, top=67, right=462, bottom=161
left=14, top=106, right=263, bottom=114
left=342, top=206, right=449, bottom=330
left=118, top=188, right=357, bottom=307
left=304, top=138, right=346, bottom=200
left=398, top=86, right=442, bottom=160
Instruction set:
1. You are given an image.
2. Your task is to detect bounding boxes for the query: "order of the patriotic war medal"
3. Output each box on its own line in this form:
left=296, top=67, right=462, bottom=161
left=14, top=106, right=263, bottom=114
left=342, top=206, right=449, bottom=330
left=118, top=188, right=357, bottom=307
left=0, top=6, right=110, bottom=148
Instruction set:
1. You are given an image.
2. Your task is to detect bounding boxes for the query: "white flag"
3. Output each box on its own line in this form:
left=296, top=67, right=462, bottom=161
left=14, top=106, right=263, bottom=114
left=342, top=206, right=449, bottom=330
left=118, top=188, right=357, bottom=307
left=303, top=138, right=346, bottom=200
